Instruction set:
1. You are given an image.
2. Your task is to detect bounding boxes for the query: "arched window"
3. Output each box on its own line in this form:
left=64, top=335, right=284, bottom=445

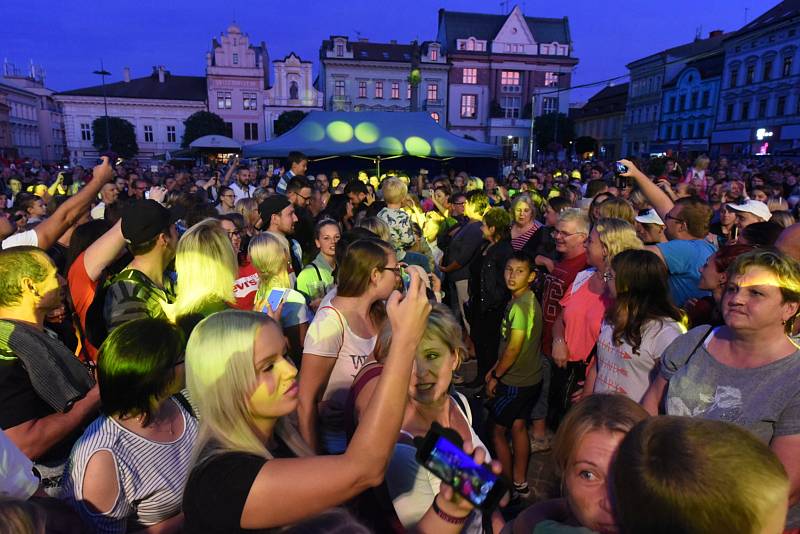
left=289, top=81, right=299, bottom=100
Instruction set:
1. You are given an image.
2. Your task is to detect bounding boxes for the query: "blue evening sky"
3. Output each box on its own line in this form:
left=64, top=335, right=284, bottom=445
left=4, top=0, right=767, bottom=102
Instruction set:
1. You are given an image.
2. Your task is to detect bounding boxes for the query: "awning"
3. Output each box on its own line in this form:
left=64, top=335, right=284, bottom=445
left=189, top=135, right=242, bottom=151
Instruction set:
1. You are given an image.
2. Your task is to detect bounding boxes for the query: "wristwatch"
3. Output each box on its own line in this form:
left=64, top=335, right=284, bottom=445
left=491, top=370, right=502, bottom=380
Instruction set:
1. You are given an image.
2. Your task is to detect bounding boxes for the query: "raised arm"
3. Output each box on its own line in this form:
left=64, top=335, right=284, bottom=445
left=618, top=159, right=674, bottom=220
left=34, top=157, right=113, bottom=250
left=239, top=274, right=432, bottom=529
left=82, top=220, right=125, bottom=282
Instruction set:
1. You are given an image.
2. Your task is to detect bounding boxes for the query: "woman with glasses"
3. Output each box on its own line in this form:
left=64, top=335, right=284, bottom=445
left=216, top=186, right=237, bottom=215
left=298, top=238, right=399, bottom=454
left=63, top=319, right=196, bottom=534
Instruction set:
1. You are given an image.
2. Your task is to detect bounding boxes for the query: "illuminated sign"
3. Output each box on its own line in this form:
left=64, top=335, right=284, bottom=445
left=755, top=128, right=774, bottom=141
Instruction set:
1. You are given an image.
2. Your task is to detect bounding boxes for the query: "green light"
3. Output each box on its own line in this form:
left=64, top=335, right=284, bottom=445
left=354, top=122, right=380, bottom=143
left=302, top=121, right=325, bottom=142
left=404, top=136, right=431, bottom=156
left=326, top=121, right=354, bottom=143
left=432, top=137, right=455, bottom=157
left=379, top=136, right=404, bottom=154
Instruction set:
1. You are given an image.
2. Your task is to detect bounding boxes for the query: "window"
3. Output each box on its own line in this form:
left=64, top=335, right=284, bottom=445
left=679, top=94, right=686, bottom=111
left=725, top=103, right=734, bottom=121
left=500, top=71, right=520, bottom=92
left=729, top=67, right=739, bottom=88
left=505, top=43, right=524, bottom=53
left=375, top=80, right=383, bottom=98
left=224, top=122, right=233, bottom=138
left=542, top=96, right=559, bottom=114
left=783, top=55, right=793, bottom=77
left=777, top=95, right=787, bottom=116
left=335, top=43, right=344, bottom=56
left=741, top=101, right=750, bottom=120
left=233, top=53, right=239, bottom=65
left=427, top=83, right=438, bottom=101
left=687, top=123, right=694, bottom=138
left=430, top=112, right=440, bottom=123
left=457, top=38, right=486, bottom=51
left=217, top=91, right=232, bottom=109
left=669, top=96, right=676, bottom=112
left=698, top=122, right=705, bottom=138
left=80, top=123, right=91, bottom=141
left=690, top=92, right=698, bottom=109
left=388, top=81, right=399, bottom=100
left=430, top=48, right=438, bottom=61
left=358, top=81, right=367, bottom=98
left=243, top=92, right=257, bottom=110
left=701, top=91, right=710, bottom=108
left=462, top=68, right=477, bottom=84
left=289, top=82, right=298, bottom=100
left=675, top=124, right=682, bottom=139
left=502, top=96, right=521, bottom=118
left=334, top=80, right=345, bottom=97
left=763, top=59, right=773, bottom=81
left=758, top=98, right=768, bottom=118
left=665, top=125, right=672, bottom=139
left=407, top=83, right=411, bottom=99
left=166, top=125, right=176, bottom=143
left=745, top=64, right=755, bottom=84
left=460, top=94, right=477, bottom=118
left=544, top=72, right=559, bottom=87
left=244, top=123, right=259, bottom=141
left=143, top=125, right=153, bottom=143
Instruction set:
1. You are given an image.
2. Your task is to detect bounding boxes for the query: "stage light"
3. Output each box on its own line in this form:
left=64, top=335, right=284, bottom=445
left=404, top=136, right=431, bottom=156
left=380, top=136, right=404, bottom=154
left=354, top=122, right=380, bottom=144
left=327, top=121, right=354, bottom=143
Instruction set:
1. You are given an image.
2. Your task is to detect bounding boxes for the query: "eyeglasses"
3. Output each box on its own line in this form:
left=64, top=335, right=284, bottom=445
left=551, top=229, right=586, bottom=238
left=664, top=213, right=685, bottom=224
left=451, top=201, right=466, bottom=206
left=380, top=266, right=404, bottom=277
left=226, top=230, right=241, bottom=238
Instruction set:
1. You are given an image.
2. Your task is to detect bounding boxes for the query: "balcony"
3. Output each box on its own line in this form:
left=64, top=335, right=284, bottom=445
left=424, top=98, right=444, bottom=109
left=330, top=95, right=352, bottom=111
left=489, top=117, right=531, bottom=128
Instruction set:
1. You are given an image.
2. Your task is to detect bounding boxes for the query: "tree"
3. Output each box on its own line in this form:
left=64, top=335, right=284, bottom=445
left=92, top=117, right=138, bottom=158
left=532, top=113, right=575, bottom=153
left=274, top=111, right=307, bottom=137
left=574, top=136, right=598, bottom=156
left=181, top=111, right=227, bottom=148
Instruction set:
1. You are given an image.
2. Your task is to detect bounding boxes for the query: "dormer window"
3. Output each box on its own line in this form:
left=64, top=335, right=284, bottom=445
left=335, top=42, right=344, bottom=56
left=430, top=48, right=438, bottom=61
left=233, top=53, right=239, bottom=65
left=457, top=38, right=486, bottom=52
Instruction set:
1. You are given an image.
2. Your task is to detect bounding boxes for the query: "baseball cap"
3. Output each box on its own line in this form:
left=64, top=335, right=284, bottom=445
left=726, top=199, right=772, bottom=222
left=258, top=195, right=291, bottom=225
left=635, top=208, right=665, bottom=226
left=121, top=200, right=177, bottom=247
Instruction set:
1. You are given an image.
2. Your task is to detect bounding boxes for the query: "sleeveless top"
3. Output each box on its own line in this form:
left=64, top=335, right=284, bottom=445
left=63, top=398, right=198, bottom=533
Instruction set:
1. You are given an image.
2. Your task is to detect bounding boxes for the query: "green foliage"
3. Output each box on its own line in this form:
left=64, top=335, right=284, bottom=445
left=574, top=136, right=598, bottom=155
left=274, top=111, right=307, bottom=137
left=181, top=111, right=227, bottom=148
left=92, top=117, right=138, bottom=158
left=532, top=113, right=575, bottom=152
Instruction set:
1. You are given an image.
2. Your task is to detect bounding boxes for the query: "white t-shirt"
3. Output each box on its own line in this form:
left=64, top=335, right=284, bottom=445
left=594, top=318, right=684, bottom=402
left=1, top=229, right=38, bottom=250
left=0, top=428, right=38, bottom=500
left=302, top=302, right=376, bottom=451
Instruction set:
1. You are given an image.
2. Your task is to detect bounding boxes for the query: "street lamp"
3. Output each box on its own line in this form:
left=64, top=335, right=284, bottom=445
left=93, top=60, right=111, bottom=151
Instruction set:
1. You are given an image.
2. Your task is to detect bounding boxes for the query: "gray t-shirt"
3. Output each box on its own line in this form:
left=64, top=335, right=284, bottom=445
left=661, top=325, right=800, bottom=443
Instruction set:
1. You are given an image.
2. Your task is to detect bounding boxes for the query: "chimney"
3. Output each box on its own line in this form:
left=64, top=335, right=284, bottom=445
left=709, top=29, right=723, bottom=38
left=158, top=65, right=165, bottom=83
left=123, top=67, right=131, bottom=83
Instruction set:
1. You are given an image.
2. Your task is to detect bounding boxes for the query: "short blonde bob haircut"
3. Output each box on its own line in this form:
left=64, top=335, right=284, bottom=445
left=593, top=217, right=643, bottom=261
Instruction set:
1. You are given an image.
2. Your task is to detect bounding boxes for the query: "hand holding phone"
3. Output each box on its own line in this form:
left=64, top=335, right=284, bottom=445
left=266, top=288, right=288, bottom=314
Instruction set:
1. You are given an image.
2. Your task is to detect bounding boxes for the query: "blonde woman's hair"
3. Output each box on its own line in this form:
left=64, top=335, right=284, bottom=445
left=593, top=217, right=643, bottom=261
left=0, top=500, right=46, bottom=534
left=374, top=304, right=465, bottom=368
left=249, top=232, right=291, bottom=310
left=357, top=216, right=391, bottom=242
left=465, top=176, right=484, bottom=192
left=596, top=197, right=636, bottom=225
left=382, top=177, right=408, bottom=204
left=235, top=197, right=259, bottom=226
left=186, top=310, right=311, bottom=466
left=172, top=218, right=237, bottom=320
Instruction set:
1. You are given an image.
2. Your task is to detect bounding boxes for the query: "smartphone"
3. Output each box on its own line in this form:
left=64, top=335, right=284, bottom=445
left=145, top=190, right=150, bottom=200
left=421, top=188, right=433, bottom=199
left=416, top=422, right=508, bottom=510
left=267, top=288, right=288, bottom=312
left=614, top=162, right=628, bottom=175
left=61, top=172, right=74, bottom=186
left=150, top=164, right=159, bottom=173
left=420, top=169, right=429, bottom=175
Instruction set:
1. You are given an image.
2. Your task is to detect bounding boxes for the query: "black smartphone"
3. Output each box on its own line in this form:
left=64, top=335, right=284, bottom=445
left=614, top=161, right=628, bottom=175
left=61, top=171, right=74, bottom=186
left=416, top=422, right=508, bottom=511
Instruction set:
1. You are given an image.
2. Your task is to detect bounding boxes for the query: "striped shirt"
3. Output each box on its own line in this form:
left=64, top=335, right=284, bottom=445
left=63, top=398, right=198, bottom=533
left=511, top=222, right=542, bottom=252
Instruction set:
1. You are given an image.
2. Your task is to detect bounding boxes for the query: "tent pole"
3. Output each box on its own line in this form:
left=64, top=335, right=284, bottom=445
left=377, top=156, right=381, bottom=178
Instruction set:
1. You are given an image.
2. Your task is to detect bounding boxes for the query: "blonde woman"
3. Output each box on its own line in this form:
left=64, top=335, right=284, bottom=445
left=181, top=275, right=437, bottom=532
left=172, top=218, right=237, bottom=329
left=235, top=197, right=259, bottom=237
left=249, top=232, right=311, bottom=364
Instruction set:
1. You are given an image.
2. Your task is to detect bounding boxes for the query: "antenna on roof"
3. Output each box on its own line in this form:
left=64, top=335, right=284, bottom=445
left=744, top=7, right=749, bottom=24
left=695, top=25, right=702, bottom=40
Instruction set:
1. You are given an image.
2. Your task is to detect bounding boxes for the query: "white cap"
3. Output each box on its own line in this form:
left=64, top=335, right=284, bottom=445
left=635, top=208, right=665, bottom=226
left=726, top=199, right=772, bottom=222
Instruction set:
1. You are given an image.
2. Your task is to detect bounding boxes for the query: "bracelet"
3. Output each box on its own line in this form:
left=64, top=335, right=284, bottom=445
left=432, top=496, right=468, bottom=524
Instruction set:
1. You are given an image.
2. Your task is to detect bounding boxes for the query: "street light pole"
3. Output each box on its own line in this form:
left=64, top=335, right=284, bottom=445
left=528, top=93, right=536, bottom=167
left=93, top=60, right=112, bottom=151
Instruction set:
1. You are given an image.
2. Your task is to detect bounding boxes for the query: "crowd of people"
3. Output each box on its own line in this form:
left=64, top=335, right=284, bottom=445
left=0, top=149, right=799, bottom=533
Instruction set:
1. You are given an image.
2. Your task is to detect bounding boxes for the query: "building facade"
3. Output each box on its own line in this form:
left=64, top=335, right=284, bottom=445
left=572, top=83, right=628, bottom=160
left=263, top=53, right=323, bottom=139
left=0, top=93, right=11, bottom=158
left=437, top=6, right=577, bottom=159
left=655, top=52, right=724, bottom=156
left=55, top=66, right=207, bottom=165
left=319, top=36, right=448, bottom=124
left=711, top=0, right=800, bottom=156
left=206, top=24, right=270, bottom=145
left=623, top=32, right=724, bottom=157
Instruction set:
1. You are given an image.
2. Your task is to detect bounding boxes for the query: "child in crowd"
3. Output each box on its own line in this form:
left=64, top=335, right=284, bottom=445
left=485, top=251, right=544, bottom=499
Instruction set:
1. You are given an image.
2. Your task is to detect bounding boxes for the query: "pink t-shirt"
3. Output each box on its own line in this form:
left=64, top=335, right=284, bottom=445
left=559, top=269, right=612, bottom=362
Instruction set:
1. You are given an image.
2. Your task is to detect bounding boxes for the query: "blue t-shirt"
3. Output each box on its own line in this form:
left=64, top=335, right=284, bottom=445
left=656, top=239, right=716, bottom=307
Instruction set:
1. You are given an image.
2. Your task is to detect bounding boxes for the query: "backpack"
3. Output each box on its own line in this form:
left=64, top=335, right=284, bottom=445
left=84, top=269, right=157, bottom=348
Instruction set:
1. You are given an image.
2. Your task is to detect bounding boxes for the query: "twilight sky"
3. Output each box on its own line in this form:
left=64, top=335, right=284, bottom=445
left=4, top=0, right=767, bottom=102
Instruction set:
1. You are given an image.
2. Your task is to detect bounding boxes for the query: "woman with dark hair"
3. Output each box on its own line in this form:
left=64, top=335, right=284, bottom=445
left=63, top=318, right=196, bottom=533
left=298, top=239, right=398, bottom=454
left=739, top=220, right=784, bottom=247
left=585, top=249, right=684, bottom=402
left=216, top=186, right=237, bottom=215
left=296, top=219, right=341, bottom=305
left=465, top=207, right=514, bottom=388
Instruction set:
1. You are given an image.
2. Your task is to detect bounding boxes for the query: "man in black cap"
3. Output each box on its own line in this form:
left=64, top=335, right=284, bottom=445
left=259, top=195, right=303, bottom=276
left=103, top=199, right=178, bottom=331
